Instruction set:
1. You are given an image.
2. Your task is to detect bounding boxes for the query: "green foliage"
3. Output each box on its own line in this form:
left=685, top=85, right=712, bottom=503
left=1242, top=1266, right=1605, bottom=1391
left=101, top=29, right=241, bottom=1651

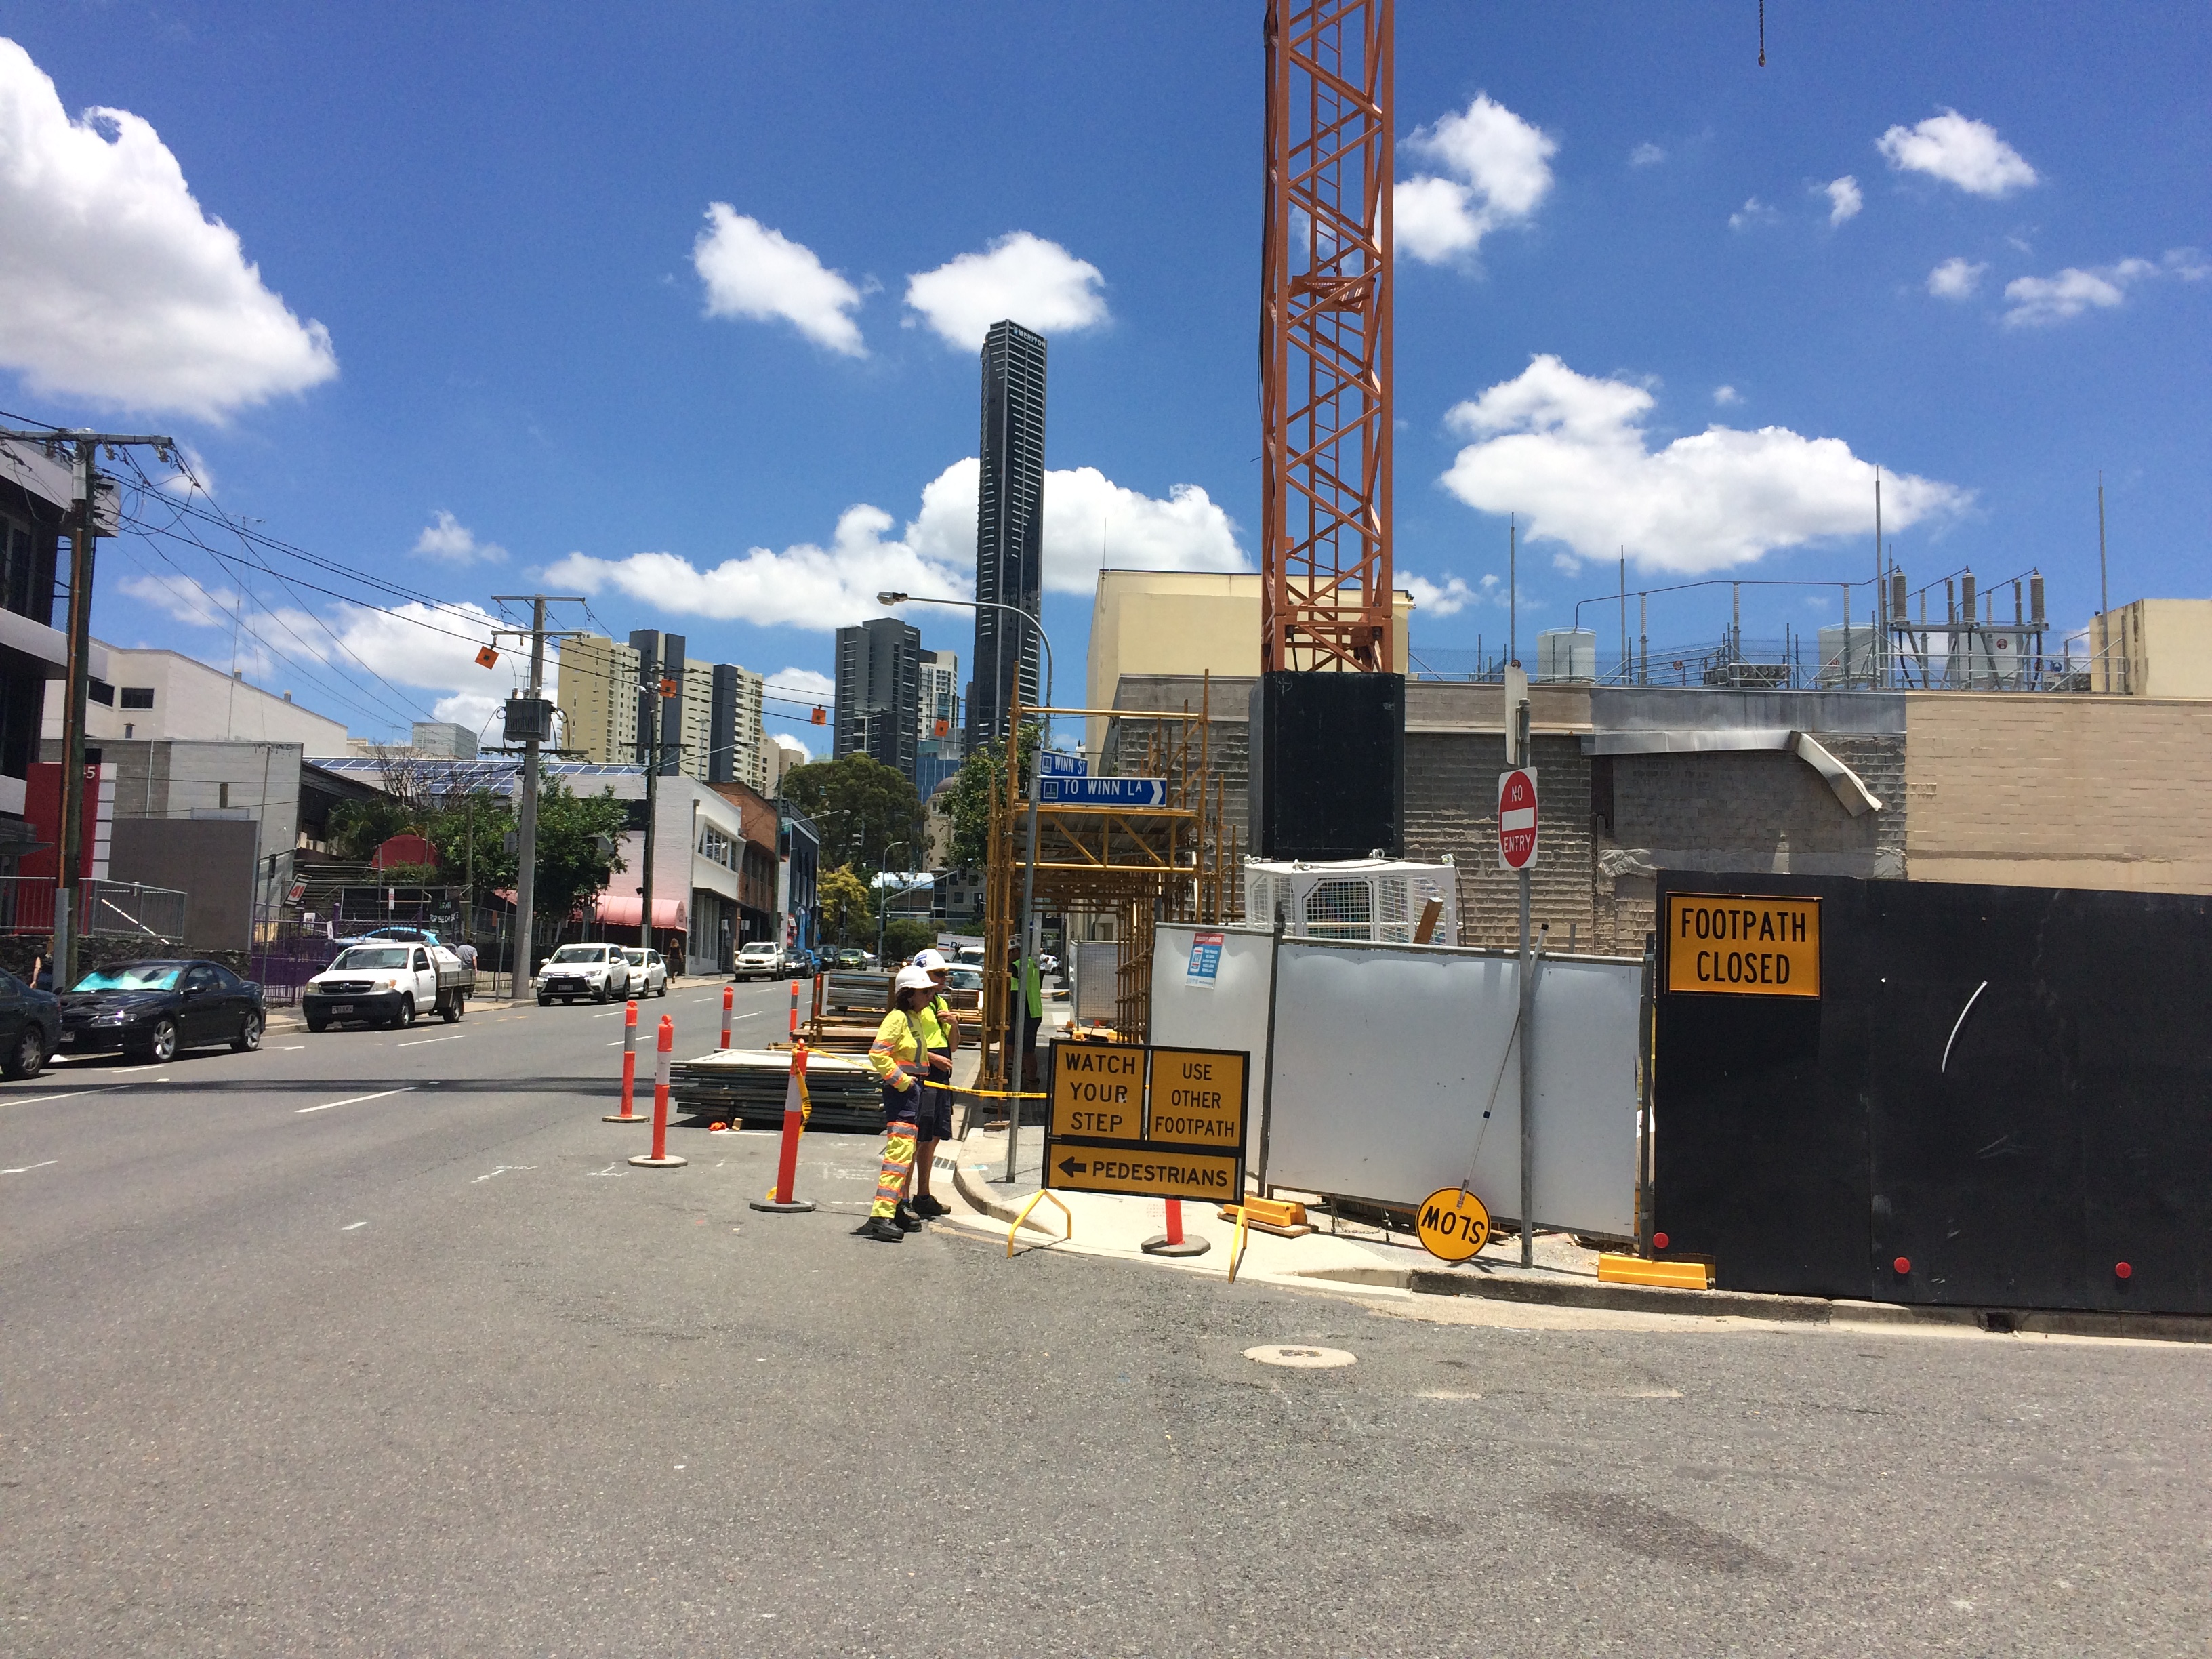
left=422, top=792, right=515, bottom=896
left=817, top=864, right=872, bottom=944
left=337, top=782, right=626, bottom=920
left=779, top=754, right=924, bottom=874
left=326, top=794, right=419, bottom=861
left=943, top=721, right=1040, bottom=874
left=882, top=916, right=938, bottom=963
left=529, top=783, right=631, bottom=922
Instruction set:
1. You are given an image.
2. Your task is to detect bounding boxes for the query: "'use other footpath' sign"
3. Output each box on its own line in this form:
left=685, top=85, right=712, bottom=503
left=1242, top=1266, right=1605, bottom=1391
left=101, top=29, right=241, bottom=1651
left=1045, top=1041, right=1248, bottom=1202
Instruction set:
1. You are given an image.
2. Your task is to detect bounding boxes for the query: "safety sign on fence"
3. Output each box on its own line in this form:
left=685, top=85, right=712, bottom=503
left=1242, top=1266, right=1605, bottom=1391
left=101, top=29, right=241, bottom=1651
left=1664, top=892, right=1822, bottom=1000
left=1044, top=1040, right=1248, bottom=1202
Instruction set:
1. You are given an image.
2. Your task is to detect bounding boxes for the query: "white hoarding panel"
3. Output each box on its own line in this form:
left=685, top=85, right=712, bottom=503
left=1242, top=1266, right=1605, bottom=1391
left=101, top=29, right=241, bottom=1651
left=1150, top=923, right=1275, bottom=1153
left=1264, top=941, right=1639, bottom=1238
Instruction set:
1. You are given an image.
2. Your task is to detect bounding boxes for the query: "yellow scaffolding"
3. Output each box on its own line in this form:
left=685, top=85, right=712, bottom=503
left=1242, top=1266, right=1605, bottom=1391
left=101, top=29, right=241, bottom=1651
left=979, top=674, right=1240, bottom=1093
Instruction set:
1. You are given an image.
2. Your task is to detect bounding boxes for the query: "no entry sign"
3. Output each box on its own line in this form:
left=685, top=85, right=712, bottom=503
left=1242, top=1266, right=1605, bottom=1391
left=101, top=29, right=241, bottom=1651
left=1498, top=767, right=1538, bottom=869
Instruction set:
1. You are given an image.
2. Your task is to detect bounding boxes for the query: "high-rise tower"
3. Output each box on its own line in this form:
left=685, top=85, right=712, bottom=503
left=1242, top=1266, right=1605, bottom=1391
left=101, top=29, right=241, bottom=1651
left=966, top=319, right=1046, bottom=748
left=834, top=617, right=922, bottom=782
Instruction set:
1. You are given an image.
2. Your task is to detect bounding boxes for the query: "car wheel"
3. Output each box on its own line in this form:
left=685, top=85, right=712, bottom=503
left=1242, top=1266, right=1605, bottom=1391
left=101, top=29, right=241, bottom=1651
left=537, top=996, right=552, bottom=1008
left=394, top=995, right=415, bottom=1029
left=5, top=1025, right=46, bottom=1080
left=136, top=1017, right=179, bottom=1063
left=306, top=1015, right=328, bottom=1033
left=232, top=1011, right=264, bottom=1053
left=443, top=994, right=463, bottom=1023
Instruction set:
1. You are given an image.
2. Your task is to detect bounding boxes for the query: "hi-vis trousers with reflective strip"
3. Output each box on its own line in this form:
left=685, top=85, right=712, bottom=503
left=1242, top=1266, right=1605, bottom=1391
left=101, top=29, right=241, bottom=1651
left=872, top=1082, right=920, bottom=1219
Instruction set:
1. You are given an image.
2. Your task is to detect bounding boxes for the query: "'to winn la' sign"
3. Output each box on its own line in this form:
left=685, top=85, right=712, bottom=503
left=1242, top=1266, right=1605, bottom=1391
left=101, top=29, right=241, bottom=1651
left=1497, top=767, right=1538, bottom=870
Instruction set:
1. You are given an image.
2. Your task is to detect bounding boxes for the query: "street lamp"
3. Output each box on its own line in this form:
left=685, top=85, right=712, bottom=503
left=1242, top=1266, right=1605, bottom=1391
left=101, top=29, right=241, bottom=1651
left=876, top=839, right=913, bottom=967
left=879, top=590, right=1054, bottom=1183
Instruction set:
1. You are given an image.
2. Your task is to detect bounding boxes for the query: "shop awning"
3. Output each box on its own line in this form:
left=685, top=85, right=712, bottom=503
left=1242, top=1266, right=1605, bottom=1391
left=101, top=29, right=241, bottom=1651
left=594, top=894, right=689, bottom=930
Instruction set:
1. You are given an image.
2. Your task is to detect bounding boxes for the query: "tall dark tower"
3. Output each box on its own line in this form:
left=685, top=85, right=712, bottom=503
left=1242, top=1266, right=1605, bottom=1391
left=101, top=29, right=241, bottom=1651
left=966, top=319, right=1046, bottom=748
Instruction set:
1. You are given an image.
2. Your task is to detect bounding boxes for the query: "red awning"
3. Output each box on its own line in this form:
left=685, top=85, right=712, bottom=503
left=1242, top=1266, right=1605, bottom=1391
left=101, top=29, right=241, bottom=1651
left=594, top=894, right=689, bottom=930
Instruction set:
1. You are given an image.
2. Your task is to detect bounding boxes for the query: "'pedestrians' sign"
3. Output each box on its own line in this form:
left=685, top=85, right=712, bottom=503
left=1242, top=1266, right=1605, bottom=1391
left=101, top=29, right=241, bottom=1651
left=1044, top=1040, right=1248, bottom=1202
left=1498, top=767, right=1538, bottom=870
left=1040, top=776, right=1166, bottom=808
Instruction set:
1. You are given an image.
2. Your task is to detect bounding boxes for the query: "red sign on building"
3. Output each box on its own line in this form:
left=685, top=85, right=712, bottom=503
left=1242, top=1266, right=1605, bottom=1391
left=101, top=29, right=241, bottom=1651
left=1497, top=768, right=1538, bottom=871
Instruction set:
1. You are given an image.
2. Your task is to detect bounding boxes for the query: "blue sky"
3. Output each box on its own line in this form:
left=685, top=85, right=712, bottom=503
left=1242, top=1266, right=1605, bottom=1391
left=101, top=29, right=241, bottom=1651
left=1, top=3, right=2205, bottom=748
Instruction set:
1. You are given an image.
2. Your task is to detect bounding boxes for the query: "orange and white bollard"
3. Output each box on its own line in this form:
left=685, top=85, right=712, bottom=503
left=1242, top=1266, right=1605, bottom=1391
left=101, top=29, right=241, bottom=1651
left=720, top=983, right=734, bottom=1049
left=1141, top=1197, right=1209, bottom=1257
left=628, top=1015, right=687, bottom=1167
left=787, top=979, right=799, bottom=1038
left=603, top=1000, right=644, bottom=1122
left=749, top=1042, right=815, bottom=1213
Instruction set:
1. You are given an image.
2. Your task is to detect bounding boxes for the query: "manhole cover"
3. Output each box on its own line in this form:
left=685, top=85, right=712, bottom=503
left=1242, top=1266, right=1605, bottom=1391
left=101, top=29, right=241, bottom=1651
left=1244, top=1344, right=1356, bottom=1369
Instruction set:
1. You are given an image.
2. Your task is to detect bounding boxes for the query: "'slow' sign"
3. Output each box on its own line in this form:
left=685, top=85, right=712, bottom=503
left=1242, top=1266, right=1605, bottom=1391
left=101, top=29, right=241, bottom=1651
left=1664, top=893, right=1821, bottom=999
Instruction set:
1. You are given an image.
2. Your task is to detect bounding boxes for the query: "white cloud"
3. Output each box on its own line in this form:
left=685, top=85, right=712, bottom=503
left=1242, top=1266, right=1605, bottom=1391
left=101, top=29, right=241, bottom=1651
left=1438, top=354, right=1972, bottom=574
left=1629, top=142, right=1666, bottom=169
left=1404, top=574, right=1475, bottom=616
left=1728, top=197, right=1776, bottom=230
left=2001, top=258, right=2156, bottom=327
left=545, top=457, right=1244, bottom=631
left=119, top=570, right=236, bottom=628
left=1824, top=176, right=1863, bottom=226
left=903, top=232, right=1107, bottom=350
left=693, top=205, right=866, bottom=356
left=1550, top=551, right=1582, bottom=576
left=411, top=510, right=506, bottom=565
left=1713, top=384, right=1741, bottom=406
left=1877, top=109, right=2038, bottom=198
left=0, top=39, right=337, bottom=421
left=1927, top=257, right=1987, bottom=300
left=767, top=668, right=836, bottom=702
left=1395, top=94, right=1557, bottom=265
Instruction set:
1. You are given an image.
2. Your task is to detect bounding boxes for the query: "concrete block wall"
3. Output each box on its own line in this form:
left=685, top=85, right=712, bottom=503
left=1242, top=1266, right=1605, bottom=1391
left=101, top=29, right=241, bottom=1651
left=1404, top=732, right=1595, bottom=949
left=1610, top=735, right=1904, bottom=878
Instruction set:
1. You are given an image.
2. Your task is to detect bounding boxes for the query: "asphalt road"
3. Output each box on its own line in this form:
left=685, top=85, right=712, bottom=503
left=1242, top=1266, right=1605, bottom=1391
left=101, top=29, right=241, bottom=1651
left=4, top=975, right=2209, bottom=1656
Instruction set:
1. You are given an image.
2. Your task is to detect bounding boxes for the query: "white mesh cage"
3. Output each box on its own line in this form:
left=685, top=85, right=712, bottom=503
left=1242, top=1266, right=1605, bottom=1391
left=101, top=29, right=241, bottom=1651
left=1240, top=857, right=1460, bottom=946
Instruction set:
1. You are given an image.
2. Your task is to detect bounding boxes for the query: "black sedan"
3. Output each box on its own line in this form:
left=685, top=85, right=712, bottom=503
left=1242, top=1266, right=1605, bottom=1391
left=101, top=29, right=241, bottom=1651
left=0, top=967, right=61, bottom=1079
left=58, top=960, right=266, bottom=1063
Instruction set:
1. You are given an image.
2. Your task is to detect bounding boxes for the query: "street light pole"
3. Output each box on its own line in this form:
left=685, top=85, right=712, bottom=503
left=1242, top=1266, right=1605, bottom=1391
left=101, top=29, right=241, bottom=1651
left=877, top=592, right=1054, bottom=1185
left=876, top=840, right=912, bottom=966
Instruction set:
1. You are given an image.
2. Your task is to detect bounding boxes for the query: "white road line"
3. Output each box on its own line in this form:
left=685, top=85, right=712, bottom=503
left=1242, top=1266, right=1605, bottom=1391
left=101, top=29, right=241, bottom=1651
left=396, top=1034, right=464, bottom=1048
left=277, top=1045, right=306, bottom=1051
left=471, top=1165, right=535, bottom=1183
left=108, top=1063, right=164, bottom=1075
left=1, top=1160, right=58, bottom=1174
left=341, top=1221, right=368, bottom=1231
left=296, top=1087, right=414, bottom=1115
left=0, top=1085, right=119, bottom=1110
left=592, top=1009, right=624, bottom=1018
left=729, top=1010, right=764, bottom=1021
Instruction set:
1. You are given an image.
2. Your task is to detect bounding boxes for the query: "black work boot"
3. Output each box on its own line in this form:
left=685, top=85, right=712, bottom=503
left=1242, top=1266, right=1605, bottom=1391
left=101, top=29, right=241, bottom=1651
left=911, top=1193, right=949, bottom=1218
left=893, top=1201, right=923, bottom=1232
left=853, top=1216, right=904, bottom=1243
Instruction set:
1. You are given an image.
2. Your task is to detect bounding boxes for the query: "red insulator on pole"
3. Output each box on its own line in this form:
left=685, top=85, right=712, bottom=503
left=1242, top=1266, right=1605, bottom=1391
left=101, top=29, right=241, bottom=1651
left=750, top=1041, right=815, bottom=1213
left=629, top=1014, right=686, bottom=1167
left=603, top=1000, right=644, bottom=1122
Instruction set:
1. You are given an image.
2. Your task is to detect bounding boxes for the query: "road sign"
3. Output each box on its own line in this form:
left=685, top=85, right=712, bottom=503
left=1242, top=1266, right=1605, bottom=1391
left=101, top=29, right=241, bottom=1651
left=1038, top=750, right=1088, bottom=777
left=1044, top=1040, right=1249, bottom=1202
left=1664, top=893, right=1821, bottom=999
left=1497, top=767, right=1538, bottom=869
left=1415, top=1187, right=1492, bottom=1261
left=1038, top=776, right=1166, bottom=808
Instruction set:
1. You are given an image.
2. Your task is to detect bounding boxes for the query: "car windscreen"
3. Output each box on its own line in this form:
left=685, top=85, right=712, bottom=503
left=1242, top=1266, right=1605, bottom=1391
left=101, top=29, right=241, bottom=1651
left=739, top=944, right=777, bottom=956
left=331, top=947, right=409, bottom=971
left=622, top=949, right=646, bottom=963
left=550, top=947, right=605, bottom=963
left=71, top=964, right=184, bottom=992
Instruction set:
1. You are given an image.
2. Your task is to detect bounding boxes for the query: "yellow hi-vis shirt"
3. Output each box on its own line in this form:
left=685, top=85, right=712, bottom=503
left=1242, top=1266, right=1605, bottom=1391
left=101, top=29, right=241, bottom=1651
left=914, top=995, right=952, bottom=1051
left=867, top=1009, right=921, bottom=1090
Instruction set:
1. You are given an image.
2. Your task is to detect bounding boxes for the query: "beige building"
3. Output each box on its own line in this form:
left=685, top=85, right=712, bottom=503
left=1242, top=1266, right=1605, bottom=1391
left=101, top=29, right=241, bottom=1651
left=1085, top=570, right=1416, bottom=761
left=554, top=633, right=640, bottom=764
left=43, top=642, right=350, bottom=756
left=2089, top=598, right=2212, bottom=697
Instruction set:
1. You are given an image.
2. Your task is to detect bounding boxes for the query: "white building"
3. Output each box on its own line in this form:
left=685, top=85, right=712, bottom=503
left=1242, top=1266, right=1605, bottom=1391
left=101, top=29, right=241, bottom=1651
left=42, top=642, right=351, bottom=755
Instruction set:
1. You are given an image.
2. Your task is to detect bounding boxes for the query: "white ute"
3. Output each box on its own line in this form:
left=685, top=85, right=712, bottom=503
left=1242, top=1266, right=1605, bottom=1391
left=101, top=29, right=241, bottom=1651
left=304, top=942, right=473, bottom=1031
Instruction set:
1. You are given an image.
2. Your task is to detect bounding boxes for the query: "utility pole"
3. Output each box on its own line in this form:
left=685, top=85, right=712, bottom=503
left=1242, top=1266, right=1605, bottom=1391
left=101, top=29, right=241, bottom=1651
left=492, top=594, right=584, bottom=1000
left=1, top=427, right=174, bottom=990
left=2097, top=474, right=2111, bottom=693
left=1506, top=662, right=1535, bottom=1269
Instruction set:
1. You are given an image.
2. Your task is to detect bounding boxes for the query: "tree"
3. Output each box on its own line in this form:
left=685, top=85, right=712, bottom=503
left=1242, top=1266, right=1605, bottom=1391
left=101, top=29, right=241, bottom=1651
left=422, top=790, right=516, bottom=905
left=943, top=721, right=1041, bottom=873
left=531, top=783, right=631, bottom=922
left=779, top=754, right=924, bottom=874
left=883, top=916, right=937, bottom=962
left=818, top=864, right=872, bottom=944
left=327, top=794, right=419, bottom=861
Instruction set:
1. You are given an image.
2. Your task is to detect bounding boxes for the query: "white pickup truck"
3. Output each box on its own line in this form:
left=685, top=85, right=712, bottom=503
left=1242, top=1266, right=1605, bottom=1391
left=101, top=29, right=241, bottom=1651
left=304, top=943, right=473, bottom=1031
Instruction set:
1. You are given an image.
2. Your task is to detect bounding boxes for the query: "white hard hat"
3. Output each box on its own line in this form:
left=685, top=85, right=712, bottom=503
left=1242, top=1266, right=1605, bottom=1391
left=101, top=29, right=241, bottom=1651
left=911, top=948, right=949, bottom=972
left=895, top=964, right=936, bottom=994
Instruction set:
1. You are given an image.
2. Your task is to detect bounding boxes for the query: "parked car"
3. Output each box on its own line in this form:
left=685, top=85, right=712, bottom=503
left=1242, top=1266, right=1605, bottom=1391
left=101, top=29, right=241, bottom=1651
left=58, top=959, right=266, bottom=1061
left=832, top=947, right=868, bottom=970
left=620, top=947, right=670, bottom=997
left=535, top=943, right=632, bottom=1005
left=304, top=943, right=472, bottom=1031
left=733, top=941, right=786, bottom=981
left=786, top=948, right=819, bottom=978
left=0, top=967, right=61, bottom=1079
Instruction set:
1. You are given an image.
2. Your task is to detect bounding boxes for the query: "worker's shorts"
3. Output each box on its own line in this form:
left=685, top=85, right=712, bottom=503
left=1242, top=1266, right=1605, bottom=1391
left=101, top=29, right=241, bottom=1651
left=918, top=1048, right=955, bottom=1141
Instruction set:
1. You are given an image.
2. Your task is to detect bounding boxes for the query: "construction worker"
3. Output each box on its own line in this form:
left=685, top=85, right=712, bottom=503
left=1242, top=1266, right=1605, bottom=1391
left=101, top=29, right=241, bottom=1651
left=855, top=965, right=937, bottom=1244
left=905, top=948, right=959, bottom=1217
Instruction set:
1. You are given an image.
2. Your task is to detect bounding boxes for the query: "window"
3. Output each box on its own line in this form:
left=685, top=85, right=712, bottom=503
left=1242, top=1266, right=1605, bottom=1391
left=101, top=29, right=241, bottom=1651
left=87, top=678, right=115, bottom=706
left=121, top=687, right=155, bottom=710
left=413, top=949, right=431, bottom=971
left=182, top=966, right=216, bottom=993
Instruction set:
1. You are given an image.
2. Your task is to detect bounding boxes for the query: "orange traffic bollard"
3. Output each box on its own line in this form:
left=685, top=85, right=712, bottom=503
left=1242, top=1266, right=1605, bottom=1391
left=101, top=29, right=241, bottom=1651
left=1141, top=1197, right=1210, bottom=1257
left=721, top=983, right=734, bottom=1049
left=603, top=1000, right=644, bottom=1122
left=629, top=1015, right=687, bottom=1168
left=750, top=1042, right=815, bottom=1213
left=788, top=979, right=799, bottom=1038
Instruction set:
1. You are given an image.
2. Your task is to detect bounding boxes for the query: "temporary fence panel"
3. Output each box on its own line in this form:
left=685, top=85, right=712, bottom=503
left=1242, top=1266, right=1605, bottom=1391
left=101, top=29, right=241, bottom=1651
left=1071, top=941, right=1123, bottom=1025
left=1263, top=939, right=1641, bottom=1237
left=1151, top=923, right=1277, bottom=1152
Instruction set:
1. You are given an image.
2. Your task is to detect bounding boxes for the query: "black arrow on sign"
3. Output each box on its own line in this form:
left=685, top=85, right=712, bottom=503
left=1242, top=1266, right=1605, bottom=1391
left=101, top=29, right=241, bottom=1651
left=1057, top=1157, right=1086, bottom=1179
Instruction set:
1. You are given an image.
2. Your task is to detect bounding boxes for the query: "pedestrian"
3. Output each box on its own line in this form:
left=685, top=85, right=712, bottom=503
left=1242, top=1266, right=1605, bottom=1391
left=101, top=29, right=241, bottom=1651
left=905, top=948, right=960, bottom=1216
left=855, top=965, right=937, bottom=1244
left=30, top=954, right=51, bottom=993
left=455, top=939, right=478, bottom=972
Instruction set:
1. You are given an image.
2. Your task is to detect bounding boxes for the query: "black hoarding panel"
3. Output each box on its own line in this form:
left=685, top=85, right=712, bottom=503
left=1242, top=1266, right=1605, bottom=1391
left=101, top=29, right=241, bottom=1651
left=1248, top=672, right=1404, bottom=861
left=1654, top=873, right=1866, bottom=1299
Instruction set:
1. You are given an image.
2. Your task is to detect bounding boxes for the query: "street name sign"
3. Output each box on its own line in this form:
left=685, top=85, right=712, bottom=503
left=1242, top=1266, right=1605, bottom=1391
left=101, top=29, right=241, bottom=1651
left=1044, top=1040, right=1249, bottom=1202
left=1039, top=776, right=1167, bottom=808
left=1664, top=893, right=1821, bottom=999
left=1038, top=750, right=1088, bottom=777
left=1498, top=767, right=1538, bottom=869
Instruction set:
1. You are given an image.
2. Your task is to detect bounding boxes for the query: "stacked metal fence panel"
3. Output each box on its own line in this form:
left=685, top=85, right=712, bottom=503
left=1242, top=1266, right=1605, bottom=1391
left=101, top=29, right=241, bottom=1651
left=668, top=1049, right=886, bottom=1133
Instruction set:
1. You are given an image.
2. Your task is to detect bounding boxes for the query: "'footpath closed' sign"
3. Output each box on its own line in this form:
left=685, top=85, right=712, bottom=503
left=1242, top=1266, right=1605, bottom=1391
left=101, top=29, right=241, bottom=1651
left=1664, top=893, right=1821, bottom=999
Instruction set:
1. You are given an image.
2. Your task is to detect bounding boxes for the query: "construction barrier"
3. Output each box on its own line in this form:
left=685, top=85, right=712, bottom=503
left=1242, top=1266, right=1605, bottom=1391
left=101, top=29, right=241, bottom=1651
left=720, top=984, right=733, bottom=1049
left=750, top=1042, right=815, bottom=1213
left=1141, top=1198, right=1209, bottom=1257
left=788, top=980, right=799, bottom=1038
left=603, top=1000, right=644, bottom=1123
left=628, top=1015, right=686, bottom=1168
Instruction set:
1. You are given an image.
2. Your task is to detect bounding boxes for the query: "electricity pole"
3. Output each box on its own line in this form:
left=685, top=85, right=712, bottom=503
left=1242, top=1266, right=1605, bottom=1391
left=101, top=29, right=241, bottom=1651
left=492, top=594, right=584, bottom=1000
left=1, top=427, right=175, bottom=990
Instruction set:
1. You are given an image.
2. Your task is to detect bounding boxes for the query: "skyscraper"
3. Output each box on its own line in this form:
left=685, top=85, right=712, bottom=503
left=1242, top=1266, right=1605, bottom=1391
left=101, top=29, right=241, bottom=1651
left=630, top=630, right=686, bottom=774
left=834, top=617, right=921, bottom=782
left=966, top=319, right=1046, bottom=748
